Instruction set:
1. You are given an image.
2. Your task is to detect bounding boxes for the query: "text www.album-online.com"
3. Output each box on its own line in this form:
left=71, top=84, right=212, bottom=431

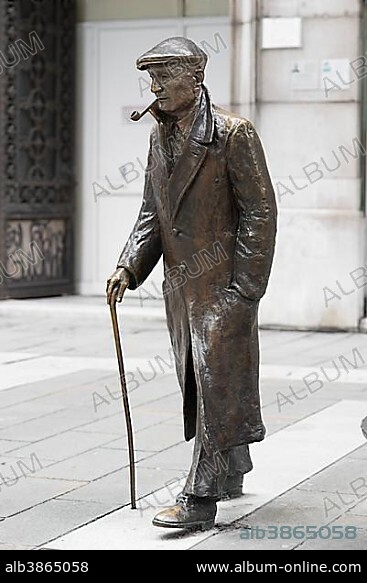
left=196, top=561, right=362, bottom=574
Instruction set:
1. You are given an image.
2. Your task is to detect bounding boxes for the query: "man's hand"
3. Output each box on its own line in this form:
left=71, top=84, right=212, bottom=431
left=106, top=267, right=130, bottom=305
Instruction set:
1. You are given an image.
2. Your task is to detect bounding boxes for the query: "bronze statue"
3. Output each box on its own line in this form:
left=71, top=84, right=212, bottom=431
left=106, top=37, right=277, bottom=530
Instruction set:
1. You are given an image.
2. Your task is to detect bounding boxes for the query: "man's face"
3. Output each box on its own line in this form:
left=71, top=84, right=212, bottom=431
left=148, top=63, right=199, bottom=115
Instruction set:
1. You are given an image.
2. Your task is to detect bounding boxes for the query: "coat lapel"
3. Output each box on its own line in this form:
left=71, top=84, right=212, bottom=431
left=150, top=122, right=169, bottom=192
left=168, top=141, right=207, bottom=223
left=167, top=87, right=214, bottom=223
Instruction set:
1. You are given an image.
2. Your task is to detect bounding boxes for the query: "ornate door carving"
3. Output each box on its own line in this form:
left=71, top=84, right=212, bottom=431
left=0, top=0, right=75, bottom=298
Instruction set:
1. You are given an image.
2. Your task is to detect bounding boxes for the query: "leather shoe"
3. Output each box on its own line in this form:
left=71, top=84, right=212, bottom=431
left=152, top=495, right=217, bottom=530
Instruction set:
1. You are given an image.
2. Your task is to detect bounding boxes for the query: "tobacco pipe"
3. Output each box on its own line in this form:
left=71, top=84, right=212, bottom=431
left=130, top=99, right=158, bottom=121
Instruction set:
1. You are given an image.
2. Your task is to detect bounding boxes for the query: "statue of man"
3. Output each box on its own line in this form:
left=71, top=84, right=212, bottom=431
left=107, top=37, right=277, bottom=530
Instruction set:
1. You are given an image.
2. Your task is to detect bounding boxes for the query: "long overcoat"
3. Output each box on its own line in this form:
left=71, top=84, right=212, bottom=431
left=118, top=87, right=277, bottom=452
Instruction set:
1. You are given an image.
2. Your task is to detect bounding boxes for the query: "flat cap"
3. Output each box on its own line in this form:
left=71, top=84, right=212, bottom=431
left=136, top=36, right=207, bottom=71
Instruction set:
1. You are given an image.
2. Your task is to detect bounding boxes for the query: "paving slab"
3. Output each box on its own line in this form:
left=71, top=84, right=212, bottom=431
left=348, top=498, right=367, bottom=516
left=100, top=422, right=185, bottom=452
left=297, top=528, right=367, bottom=550
left=0, top=543, right=35, bottom=550
left=3, top=431, right=120, bottom=462
left=34, top=447, right=155, bottom=481
left=0, top=475, right=86, bottom=518
left=0, top=499, right=112, bottom=548
left=0, top=439, right=30, bottom=454
left=44, top=400, right=366, bottom=550
left=1, top=297, right=367, bottom=550
left=349, top=444, right=367, bottom=459
left=296, top=455, right=367, bottom=494
left=57, top=466, right=182, bottom=511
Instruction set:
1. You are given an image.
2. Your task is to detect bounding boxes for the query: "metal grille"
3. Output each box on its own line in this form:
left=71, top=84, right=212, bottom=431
left=0, top=0, right=75, bottom=298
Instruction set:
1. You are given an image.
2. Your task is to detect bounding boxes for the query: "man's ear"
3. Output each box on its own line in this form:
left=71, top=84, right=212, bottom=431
left=193, top=69, right=204, bottom=86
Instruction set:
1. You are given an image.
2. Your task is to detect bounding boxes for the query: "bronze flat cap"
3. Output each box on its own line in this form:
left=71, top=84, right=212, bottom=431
left=136, top=36, right=207, bottom=71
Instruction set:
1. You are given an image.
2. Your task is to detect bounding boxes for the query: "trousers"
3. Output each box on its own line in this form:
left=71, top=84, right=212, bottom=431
left=182, top=438, right=253, bottom=498
left=181, top=347, right=254, bottom=498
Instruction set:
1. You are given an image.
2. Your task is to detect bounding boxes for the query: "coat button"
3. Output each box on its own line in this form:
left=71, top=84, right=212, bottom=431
left=172, top=228, right=180, bottom=236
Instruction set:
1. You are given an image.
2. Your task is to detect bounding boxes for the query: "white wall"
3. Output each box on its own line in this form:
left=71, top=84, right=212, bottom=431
left=256, top=0, right=365, bottom=329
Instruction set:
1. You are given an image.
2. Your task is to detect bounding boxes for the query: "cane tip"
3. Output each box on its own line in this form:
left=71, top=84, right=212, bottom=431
left=130, top=111, right=140, bottom=121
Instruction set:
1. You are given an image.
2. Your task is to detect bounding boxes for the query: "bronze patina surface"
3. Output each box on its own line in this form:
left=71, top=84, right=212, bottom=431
left=106, top=37, right=277, bottom=529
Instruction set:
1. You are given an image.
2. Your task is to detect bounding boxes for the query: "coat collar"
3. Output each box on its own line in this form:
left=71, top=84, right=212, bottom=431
left=153, top=86, right=214, bottom=223
left=187, top=85, right=215, bottom=145
left=153, top=85, right=214, bottom=145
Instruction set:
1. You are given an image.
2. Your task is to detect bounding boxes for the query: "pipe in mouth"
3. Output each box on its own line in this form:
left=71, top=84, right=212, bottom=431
left=130, top=99, right=158, bottom=121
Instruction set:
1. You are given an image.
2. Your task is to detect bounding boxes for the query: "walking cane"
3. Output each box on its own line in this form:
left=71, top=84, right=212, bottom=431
left=109, top=290, right=136, bottom=509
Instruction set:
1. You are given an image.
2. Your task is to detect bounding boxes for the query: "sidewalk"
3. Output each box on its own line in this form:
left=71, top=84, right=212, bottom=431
left=0, top=296, right=366, bottom=550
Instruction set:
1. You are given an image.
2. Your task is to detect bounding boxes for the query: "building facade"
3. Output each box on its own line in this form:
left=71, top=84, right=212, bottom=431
left=1, top=0, right=366, bottom=330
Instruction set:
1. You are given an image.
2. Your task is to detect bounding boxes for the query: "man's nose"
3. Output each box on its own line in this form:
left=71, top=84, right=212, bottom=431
left=151, top=79, right=162, bottom=94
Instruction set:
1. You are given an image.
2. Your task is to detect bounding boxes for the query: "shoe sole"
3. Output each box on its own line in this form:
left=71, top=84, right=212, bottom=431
left=152, top=518, right=215, bottom=531
left=176, top=491, right=243, bottom=504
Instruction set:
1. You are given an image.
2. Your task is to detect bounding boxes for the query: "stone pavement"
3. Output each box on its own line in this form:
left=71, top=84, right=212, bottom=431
left=0, top=296, right=366, bottom=551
